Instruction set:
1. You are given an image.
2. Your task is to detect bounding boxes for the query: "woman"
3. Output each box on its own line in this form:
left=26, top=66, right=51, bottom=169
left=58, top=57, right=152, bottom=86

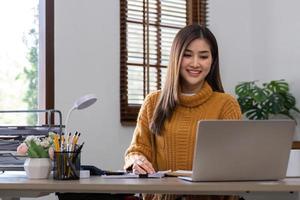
left=124, top=24, right=242, bottom=200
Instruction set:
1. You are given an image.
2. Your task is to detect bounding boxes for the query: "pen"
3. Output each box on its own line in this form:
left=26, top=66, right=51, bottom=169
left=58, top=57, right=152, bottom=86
left=72, top=142, right=84, bottom=161
left=73, top=133, right=81, bottom=151
left=60, top=132, right=65, bottom=151
left=53, top=133, right=60, bottom=151
left=67, top=142, right=84, bottom=177
left=76, top=132, right=81, bottom=143
left=70, top=132, right=78, bottom=151
left=66, top=132, right=71, bottom=151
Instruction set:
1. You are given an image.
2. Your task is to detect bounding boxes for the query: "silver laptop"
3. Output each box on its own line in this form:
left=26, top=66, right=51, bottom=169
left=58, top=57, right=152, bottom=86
left=180, top=120, right=296, bottom=182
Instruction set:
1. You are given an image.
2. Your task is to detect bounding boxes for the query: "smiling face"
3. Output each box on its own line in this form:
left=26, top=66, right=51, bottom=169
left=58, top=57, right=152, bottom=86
left=179, top=38, right=213, bottom=94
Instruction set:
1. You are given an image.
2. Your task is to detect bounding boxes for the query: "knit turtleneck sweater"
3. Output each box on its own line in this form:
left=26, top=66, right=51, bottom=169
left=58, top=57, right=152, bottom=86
left=124, top=82, right=242, bottom=171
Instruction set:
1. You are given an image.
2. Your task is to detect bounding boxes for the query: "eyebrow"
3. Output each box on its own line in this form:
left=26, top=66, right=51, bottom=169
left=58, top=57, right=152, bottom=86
left=185, top=49, right=210, bottom=54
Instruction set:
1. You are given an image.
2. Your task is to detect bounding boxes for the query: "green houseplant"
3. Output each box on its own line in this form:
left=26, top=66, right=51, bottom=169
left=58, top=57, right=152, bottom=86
left=235, top=79, right=300, bottom=120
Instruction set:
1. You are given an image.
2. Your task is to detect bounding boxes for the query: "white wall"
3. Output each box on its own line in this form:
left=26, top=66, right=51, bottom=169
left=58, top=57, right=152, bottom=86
left=55, top=0, right=134, bottom=171
left=209, top=0, right=300, bottom=138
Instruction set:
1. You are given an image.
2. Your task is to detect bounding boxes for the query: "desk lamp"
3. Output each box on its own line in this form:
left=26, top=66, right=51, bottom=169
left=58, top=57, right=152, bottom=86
left=65, top=94, right=98, bottom=134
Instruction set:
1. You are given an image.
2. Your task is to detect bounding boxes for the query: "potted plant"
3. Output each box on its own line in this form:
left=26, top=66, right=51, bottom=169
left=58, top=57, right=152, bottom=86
left=17, top=132, right=55, bottom=179
left=235, top=79, right=300, bottom=120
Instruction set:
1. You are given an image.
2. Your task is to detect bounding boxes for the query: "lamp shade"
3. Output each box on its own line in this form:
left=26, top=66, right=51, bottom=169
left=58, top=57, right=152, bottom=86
left=73, top=94, right=98, bottom=110
left=65, top=94, right=98, bottom=134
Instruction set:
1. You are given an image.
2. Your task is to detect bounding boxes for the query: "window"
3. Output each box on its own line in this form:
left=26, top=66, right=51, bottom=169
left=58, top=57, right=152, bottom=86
left=120, top=0, right=208, bottom=125
left=0, top=0, right=54, bottom=125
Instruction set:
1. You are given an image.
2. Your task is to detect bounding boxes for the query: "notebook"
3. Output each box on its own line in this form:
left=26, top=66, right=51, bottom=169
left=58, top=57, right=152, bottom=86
left=179, top=120, right=296, bottom=182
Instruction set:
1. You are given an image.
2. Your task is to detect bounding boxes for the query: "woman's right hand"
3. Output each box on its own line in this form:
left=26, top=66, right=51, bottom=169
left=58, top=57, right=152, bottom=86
left=132, top=156, right=155, bottom=174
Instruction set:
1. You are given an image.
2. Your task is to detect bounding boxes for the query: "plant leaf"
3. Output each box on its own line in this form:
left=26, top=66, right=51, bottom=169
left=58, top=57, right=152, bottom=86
left=249, top=85, right=268, bottom=103
left=237, top=97, right=254, bottom=114
left=235, top=81, right=255, bottom=97
left=245, top=107, right=269, bottom=120
left=265, top=80, right=289, bottom=93
left=267, top=93, right=285, bottom=114
left=282, top=93, right=296, bottom=109
left=27, top=141, right=39, bottom=158
left=28, top=140, right=49, bottom=158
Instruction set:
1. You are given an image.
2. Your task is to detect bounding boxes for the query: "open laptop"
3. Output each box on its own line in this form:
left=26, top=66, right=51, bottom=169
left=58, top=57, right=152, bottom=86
left=179, top=120, right=296, bottom=182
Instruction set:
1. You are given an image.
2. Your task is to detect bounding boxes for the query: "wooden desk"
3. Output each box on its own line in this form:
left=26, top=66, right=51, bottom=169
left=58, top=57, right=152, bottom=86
left=1, top=172, right=300, bottom=199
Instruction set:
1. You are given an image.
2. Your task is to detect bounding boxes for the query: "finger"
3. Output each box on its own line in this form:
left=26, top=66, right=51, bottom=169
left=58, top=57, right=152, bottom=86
left=133, top=163, right=147, bottom=174
left=132, top=163, right=147, bottom=174
left=141, top=160, right=155, bottom=174
left=135, top=159, right=155, bottom=174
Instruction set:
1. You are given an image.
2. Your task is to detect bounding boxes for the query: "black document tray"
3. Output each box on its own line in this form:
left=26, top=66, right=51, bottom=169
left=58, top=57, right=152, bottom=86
left=0, top=125, right=62, bottom=136
left=0, top=109, right=63, bottom=136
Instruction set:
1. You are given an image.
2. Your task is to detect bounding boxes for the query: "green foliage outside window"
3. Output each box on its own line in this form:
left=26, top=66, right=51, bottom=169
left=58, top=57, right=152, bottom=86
left=16, top=10, right=38, bottom=125
left=24, top=28, right=38, bottom=125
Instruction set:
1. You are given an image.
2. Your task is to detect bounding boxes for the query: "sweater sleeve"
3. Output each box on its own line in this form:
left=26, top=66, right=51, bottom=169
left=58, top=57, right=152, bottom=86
left=220, top=95, right=242, bottom=120
left=124, top=93, right=157, bottom=170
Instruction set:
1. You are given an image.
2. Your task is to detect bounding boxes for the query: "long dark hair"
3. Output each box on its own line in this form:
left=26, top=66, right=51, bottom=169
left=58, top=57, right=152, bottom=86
left=150, top=24, right=224, bottom=135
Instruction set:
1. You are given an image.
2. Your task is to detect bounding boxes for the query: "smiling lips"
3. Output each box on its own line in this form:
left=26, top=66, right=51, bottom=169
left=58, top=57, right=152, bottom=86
left=186, top=69, right=202, bottom=77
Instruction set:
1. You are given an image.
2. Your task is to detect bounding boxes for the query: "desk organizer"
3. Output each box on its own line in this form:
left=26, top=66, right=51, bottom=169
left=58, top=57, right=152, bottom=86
left=53, top=150, right=81, bottom=180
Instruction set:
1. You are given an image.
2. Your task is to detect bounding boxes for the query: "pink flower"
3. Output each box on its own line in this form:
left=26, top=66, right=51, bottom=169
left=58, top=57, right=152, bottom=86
left=17, top=143, right=28, bottom=155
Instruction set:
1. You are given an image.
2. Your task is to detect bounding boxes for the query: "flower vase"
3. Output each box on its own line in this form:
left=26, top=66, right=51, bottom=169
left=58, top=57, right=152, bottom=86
left=24, top=158, right=51, bottom=179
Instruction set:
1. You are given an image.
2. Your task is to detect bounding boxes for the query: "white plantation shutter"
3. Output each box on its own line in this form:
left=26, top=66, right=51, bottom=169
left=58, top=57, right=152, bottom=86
left=120, top=0, right=208, bottom=124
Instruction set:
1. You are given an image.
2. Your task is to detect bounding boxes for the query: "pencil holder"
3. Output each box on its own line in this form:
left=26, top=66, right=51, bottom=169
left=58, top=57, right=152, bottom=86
left=53, top=150, right=81, bottom=180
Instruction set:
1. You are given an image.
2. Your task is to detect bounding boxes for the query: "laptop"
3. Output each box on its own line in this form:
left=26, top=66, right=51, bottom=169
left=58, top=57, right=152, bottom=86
left=179, top=120, right=296, bottom=182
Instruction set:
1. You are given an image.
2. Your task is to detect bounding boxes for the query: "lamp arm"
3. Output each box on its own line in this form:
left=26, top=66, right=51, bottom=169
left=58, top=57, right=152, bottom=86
left=65, top=106, right=76, bottom=135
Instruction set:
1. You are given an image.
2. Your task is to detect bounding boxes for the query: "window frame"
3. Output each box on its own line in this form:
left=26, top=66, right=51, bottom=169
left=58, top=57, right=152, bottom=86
left=45, top=0, right=54, bottom=112
left=120, top=0, right=208, bottom=125
left=39, top=0, right=54, bottom=124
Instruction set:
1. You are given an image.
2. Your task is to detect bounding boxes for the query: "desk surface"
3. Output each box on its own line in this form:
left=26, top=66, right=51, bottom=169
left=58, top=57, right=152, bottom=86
left=1, top=172, right=300, bottom=195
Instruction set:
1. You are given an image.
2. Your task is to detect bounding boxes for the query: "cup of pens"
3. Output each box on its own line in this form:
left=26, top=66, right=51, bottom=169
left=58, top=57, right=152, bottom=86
left=53, top=132, right=83, bottom=180
left=53, top=149, right=81, bottom=180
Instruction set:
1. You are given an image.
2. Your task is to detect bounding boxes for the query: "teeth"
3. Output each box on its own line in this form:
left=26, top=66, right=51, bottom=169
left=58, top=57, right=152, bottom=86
left=187, top=69, right=201, bottom=74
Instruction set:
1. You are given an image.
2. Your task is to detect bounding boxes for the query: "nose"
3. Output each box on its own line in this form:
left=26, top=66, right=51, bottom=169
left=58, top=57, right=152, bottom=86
left=192, top=56, right=199, bottom=68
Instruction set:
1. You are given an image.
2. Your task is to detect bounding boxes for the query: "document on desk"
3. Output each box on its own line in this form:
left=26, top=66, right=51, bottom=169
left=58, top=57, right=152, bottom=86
left=101, top=171, right=168, bottom=179
left=165, top=170, right=192, bottom=177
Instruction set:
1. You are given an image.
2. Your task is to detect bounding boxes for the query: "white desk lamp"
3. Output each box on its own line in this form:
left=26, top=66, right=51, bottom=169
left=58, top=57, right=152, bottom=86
left=65, top=94, right=98, bottom=134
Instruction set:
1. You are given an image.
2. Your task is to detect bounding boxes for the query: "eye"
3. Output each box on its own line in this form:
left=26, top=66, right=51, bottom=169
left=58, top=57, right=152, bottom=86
left=198, top=54, right=209, bottom=59
left=183, top=53, right=192, bottom=57
left=200, top=56, right=209, bottom=59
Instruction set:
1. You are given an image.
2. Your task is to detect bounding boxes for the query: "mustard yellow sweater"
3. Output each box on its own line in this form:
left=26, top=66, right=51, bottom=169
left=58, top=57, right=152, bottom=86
left=125, top=82, right=242, bottom=171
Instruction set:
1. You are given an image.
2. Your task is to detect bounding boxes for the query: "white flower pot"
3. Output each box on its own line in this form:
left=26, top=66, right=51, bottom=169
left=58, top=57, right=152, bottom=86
left=24, top=158, right=51, bottom=179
